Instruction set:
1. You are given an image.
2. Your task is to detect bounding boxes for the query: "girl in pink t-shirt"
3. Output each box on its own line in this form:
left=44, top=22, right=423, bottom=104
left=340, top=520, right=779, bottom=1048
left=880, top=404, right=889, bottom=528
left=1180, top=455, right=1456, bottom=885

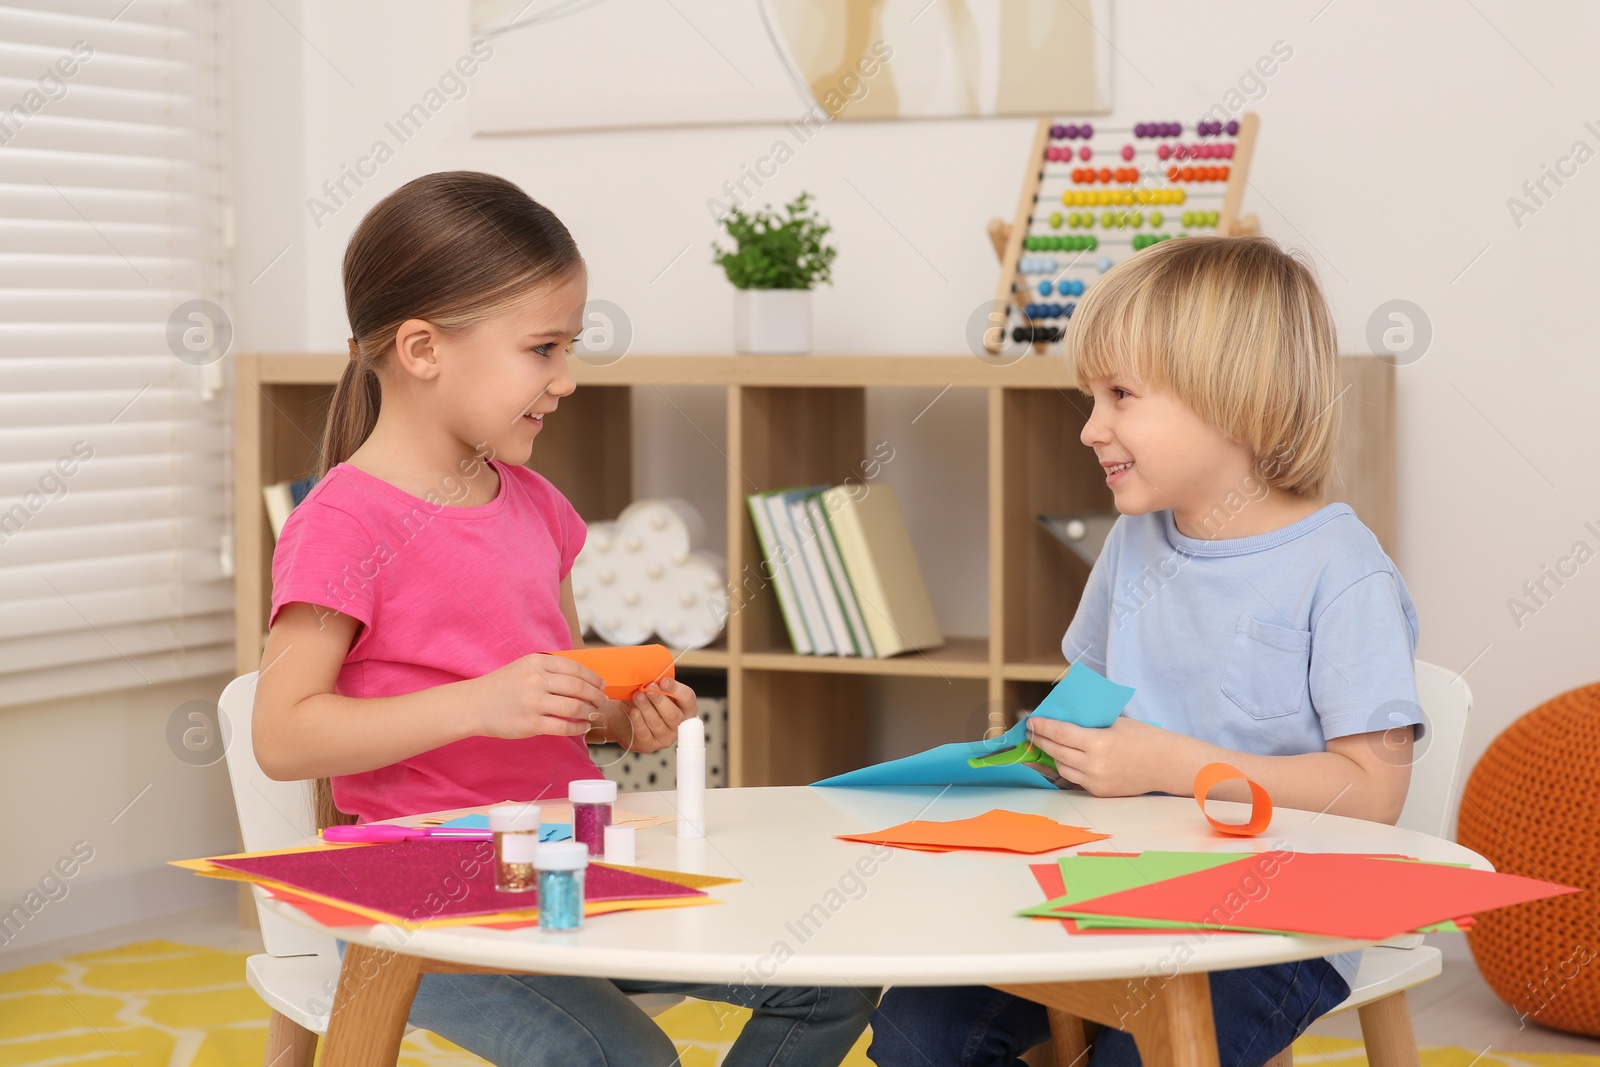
left=254, top=171, right=874, bottom=1067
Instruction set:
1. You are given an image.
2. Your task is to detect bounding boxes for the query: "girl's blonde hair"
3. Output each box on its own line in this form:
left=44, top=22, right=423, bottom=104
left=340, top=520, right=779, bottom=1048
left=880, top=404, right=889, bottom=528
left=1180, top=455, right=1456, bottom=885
left=312, top=171, right=584, bottom=829
left=1064, top=234, right=1341, bottom=498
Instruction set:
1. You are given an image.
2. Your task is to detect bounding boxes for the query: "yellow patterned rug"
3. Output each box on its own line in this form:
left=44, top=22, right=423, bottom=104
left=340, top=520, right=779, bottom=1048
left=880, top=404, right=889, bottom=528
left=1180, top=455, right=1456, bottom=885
left=0, top=940, right=1594, bottom=1067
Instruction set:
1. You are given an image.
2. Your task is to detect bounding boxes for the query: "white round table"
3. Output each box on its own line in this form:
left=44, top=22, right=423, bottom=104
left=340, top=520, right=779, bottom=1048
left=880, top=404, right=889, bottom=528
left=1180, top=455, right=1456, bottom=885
left=271, top=785, right=1488, bottom=1066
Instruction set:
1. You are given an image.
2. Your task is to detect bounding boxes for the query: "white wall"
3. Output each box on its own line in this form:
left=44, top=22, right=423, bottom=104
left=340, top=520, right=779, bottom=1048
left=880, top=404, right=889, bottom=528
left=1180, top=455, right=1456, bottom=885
left=231, top=2, right=1597, bottom=829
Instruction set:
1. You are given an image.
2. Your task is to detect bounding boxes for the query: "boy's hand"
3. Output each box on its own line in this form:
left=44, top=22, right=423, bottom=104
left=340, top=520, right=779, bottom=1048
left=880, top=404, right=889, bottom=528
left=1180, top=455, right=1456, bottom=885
left=1026, top=715, right=1196, bottom=797
left=589, top=677, right=698, bottom=754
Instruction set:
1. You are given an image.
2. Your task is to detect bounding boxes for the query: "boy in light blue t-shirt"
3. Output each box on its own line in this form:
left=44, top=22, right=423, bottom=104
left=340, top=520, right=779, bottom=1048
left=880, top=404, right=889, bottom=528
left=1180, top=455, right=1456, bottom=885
left=870, top=235, right=1424, bottom=1067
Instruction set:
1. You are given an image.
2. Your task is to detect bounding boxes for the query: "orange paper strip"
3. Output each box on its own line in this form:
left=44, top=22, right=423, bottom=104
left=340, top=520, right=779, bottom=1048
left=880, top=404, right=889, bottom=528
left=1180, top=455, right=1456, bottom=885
left=1194, top=762, right=1272, bottom=837
left=551, top=644, right=675, bottom=700
left=840, top=809, right=1110, bottom=855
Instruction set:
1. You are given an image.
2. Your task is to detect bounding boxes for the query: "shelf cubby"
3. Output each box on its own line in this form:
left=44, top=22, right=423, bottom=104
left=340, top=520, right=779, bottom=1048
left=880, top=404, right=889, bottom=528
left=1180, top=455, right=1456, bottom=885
left=236, top=354, right=1393, bottom=787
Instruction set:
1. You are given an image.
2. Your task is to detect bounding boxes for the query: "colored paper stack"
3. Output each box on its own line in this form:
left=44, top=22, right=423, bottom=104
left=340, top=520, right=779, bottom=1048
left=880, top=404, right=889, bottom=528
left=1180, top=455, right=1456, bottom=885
left=173, top=838, right=735, bottom=930
left=1021, top=850, right=1576, bottom=940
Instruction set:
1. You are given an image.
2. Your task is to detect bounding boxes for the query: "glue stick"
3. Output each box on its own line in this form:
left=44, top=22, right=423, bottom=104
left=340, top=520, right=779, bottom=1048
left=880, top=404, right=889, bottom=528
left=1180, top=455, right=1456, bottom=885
left=676, top=716, right=705, bottom=838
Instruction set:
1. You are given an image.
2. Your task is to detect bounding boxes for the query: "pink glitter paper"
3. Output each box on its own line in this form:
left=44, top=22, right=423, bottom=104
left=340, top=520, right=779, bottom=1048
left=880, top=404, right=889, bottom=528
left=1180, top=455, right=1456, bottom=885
left=211, top=840, right=703, bottom=923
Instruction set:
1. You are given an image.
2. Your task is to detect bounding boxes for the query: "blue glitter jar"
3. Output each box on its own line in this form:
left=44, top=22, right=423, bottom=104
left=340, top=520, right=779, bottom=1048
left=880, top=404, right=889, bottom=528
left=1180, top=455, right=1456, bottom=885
left=536, top=840, right=588, bottom=931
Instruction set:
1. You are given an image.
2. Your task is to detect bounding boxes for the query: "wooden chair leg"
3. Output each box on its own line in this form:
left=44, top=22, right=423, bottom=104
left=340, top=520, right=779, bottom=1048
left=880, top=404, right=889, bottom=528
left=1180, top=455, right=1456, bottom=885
left=264, top=1010, right=319, bottom=1067
left=1357, top=991, right=1420, bottom=1067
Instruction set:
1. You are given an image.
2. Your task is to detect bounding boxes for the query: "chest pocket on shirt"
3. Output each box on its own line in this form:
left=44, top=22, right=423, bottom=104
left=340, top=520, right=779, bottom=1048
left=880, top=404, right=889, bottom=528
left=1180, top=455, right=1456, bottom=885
left=1220, top=614, right=1312, bottom=720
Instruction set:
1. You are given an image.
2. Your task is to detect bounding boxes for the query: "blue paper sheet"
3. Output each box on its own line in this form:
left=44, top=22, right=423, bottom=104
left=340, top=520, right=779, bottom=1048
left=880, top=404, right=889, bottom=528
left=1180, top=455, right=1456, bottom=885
left=812, top=663, right=1135, bottom=788
left=436, top=814, right=573, bottom=841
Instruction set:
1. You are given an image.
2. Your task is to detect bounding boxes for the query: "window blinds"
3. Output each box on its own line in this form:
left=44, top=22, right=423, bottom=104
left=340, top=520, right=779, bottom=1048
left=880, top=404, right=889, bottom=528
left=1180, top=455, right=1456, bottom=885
left=0, top=0, right=234, bottom=708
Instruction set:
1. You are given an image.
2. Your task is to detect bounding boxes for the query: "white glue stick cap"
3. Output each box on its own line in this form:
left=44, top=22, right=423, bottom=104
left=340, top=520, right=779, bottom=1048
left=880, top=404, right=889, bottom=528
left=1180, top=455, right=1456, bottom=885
left=536, top=841, right=589, bottom=871
left=677, top=716, right=704, bottom=748
left=603, top=825, right=636, bottom=865
left=489, top=802, right=541, bottom=832
left=569, top=778, right=618, bottom=804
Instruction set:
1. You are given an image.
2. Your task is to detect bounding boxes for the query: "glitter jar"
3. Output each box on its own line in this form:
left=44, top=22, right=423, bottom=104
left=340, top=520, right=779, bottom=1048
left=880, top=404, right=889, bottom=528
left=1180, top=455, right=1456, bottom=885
left=489, top=802, right=541, bottom=893
left=536, top=841, right=588, bottom=931
left=569, top=778, right=617, bottom=856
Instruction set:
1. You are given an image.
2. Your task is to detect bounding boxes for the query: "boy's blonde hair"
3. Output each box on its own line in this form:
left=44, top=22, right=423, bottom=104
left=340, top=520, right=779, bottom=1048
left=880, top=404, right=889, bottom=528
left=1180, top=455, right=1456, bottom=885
left=1065, top=235, right=1341, bottom=498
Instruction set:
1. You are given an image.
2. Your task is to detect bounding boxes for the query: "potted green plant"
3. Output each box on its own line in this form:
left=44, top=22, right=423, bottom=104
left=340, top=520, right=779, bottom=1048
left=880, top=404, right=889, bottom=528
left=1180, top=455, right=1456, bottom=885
left=711, top=192, right=837, bottom=354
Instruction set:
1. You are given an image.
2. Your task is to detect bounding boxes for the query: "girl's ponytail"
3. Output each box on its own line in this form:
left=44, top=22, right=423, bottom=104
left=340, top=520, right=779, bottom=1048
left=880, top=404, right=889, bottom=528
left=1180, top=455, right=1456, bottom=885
left=318, top=338, right=382, bottom=479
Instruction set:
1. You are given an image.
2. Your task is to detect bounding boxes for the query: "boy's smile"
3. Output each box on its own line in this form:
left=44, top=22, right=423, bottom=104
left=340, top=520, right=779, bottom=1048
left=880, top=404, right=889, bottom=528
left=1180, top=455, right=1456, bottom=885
left=1080, top=374, right=1297, bottom=540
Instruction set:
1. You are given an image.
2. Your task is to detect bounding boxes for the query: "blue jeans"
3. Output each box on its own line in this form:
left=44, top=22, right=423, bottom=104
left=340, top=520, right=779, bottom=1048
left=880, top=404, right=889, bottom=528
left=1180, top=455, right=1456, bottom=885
left=867, top=959, right=1351, bottom=1067
left=334, top=939, right=877, bottom=1066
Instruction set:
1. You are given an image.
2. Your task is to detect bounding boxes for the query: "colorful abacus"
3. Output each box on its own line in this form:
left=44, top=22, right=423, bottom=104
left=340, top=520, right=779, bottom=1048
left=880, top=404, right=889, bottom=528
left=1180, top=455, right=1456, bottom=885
left=984, top=112, right=1260, bottom=354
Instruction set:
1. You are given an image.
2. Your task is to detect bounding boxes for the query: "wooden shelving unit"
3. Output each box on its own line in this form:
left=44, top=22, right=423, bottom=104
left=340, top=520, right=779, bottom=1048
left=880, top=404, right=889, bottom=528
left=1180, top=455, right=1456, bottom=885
left=235, top=354, right=1394, bottom=788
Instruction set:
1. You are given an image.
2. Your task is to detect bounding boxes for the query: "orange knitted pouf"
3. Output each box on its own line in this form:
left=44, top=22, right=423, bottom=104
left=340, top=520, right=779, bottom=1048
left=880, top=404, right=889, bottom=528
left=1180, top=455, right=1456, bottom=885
left=1456, top=681, right=1600, bottom=1036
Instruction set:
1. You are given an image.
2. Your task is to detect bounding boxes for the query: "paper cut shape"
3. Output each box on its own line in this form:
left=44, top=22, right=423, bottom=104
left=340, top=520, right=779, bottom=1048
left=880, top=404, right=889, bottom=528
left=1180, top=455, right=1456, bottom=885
left=1194, top=763, right=1273, bottom=836
left=550, top=644, right=675, bottom=700
left=965, top=665, right=1138, bottom=779
left=1055, top=852, right=1578, bottom=940
left=437, top=813, right=572, bottom=841
left=840, top=809, right=1109, bottom=855
left=814, top=663, right=1135, bottom=788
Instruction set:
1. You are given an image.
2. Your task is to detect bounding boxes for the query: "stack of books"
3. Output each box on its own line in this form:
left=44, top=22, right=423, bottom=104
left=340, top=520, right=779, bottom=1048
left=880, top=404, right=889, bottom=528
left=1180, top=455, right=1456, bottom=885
left=746, top=483, right=943, bottom=657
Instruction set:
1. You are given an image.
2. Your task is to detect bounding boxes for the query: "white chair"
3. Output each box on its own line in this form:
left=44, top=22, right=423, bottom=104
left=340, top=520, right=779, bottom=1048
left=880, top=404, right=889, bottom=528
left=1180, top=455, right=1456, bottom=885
left=218, top=671, right=682, bottom=1067
left=1280, top=658, right=1473, bottom=1067
left=1033, top=659, right=1473, bottom=1067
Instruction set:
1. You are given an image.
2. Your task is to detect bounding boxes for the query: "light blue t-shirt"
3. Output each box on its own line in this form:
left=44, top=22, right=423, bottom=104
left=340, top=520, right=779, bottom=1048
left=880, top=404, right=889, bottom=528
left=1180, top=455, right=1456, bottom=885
left=1061, top=502, right=1423, bottom=987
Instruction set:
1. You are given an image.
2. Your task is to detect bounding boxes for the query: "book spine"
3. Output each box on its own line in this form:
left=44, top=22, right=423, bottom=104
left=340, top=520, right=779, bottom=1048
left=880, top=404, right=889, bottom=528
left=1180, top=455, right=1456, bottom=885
left=822, top=487, right=903, bottom=657
left=808, top=493, right=876, bottom=657
left=746, top=493, right=813, bottom=655
left=765, top=492, right=835, bottom=655
left=790, top=496, right=856, bottom=656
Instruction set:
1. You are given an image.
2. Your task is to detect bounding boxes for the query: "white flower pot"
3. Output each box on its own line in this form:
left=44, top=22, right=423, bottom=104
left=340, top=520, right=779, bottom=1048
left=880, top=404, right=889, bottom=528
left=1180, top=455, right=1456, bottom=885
left=734, top=288, right=812, bottom=355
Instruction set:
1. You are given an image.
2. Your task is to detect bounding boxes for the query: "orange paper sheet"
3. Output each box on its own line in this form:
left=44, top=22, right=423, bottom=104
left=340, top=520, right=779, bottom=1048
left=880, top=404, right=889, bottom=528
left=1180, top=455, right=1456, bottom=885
left=1194, top=762, right=1273, bottom=836
left=840, top=809, right=1110, bottom=855
left=550, top=644, right=674, bottom=700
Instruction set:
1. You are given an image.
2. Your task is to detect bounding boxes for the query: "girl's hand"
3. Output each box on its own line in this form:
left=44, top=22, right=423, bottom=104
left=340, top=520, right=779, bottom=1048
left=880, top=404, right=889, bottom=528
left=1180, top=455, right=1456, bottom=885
left=592, top=677, right=698, bottom=754
left=469, top=654, right=609, bottom=740
left=1026, top=714, right=1198, bottom=797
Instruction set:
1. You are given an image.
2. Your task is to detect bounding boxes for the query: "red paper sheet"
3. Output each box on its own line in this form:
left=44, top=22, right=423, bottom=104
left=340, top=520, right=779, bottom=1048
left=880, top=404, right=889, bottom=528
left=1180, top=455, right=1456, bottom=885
left=841, top=809, right=1109, bottom=855
left=213, top=839, right=702, bottom=923
left=1064, top=852, right=1576, bottom=940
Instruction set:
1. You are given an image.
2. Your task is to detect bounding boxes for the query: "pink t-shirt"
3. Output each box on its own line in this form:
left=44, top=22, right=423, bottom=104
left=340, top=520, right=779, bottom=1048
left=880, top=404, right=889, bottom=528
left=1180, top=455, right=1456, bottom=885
left=268, top=457, right=602, bottom=822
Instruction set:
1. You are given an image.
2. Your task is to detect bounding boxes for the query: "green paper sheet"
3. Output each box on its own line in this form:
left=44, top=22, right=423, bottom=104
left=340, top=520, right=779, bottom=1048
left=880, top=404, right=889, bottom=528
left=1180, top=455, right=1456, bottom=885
left=1022, top=851, right=1474, bottom=935
left=1016, top=851, right=1250, bottom=927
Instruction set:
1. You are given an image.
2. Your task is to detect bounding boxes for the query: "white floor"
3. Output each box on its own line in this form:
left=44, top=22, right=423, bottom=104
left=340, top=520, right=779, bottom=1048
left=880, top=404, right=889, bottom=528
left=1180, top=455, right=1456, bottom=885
left=2, top=910, right=1595, bottom=1059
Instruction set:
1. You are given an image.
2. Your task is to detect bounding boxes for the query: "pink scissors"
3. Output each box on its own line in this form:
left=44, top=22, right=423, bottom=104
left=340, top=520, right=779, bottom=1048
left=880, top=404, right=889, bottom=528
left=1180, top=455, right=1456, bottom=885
left=321, top=824, right=493, bottom=843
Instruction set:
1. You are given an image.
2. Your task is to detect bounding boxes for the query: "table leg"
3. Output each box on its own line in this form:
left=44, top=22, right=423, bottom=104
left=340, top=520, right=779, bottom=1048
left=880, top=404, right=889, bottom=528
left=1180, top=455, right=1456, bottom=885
left=994, top=971, right=1220, bottom=1067
left=321, top=943, right=423, bottom=1067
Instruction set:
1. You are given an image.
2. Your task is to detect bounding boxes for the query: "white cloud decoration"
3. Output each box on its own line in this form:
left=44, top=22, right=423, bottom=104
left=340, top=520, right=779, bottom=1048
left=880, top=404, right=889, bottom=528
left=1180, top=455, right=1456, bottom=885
left=571, top=499, right=728, bottom=650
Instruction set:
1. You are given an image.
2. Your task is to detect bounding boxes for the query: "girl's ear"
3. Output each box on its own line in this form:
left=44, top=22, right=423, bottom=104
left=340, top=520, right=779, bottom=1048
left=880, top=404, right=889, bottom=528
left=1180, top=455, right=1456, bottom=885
left=391, top=318, right=441, bottom=381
